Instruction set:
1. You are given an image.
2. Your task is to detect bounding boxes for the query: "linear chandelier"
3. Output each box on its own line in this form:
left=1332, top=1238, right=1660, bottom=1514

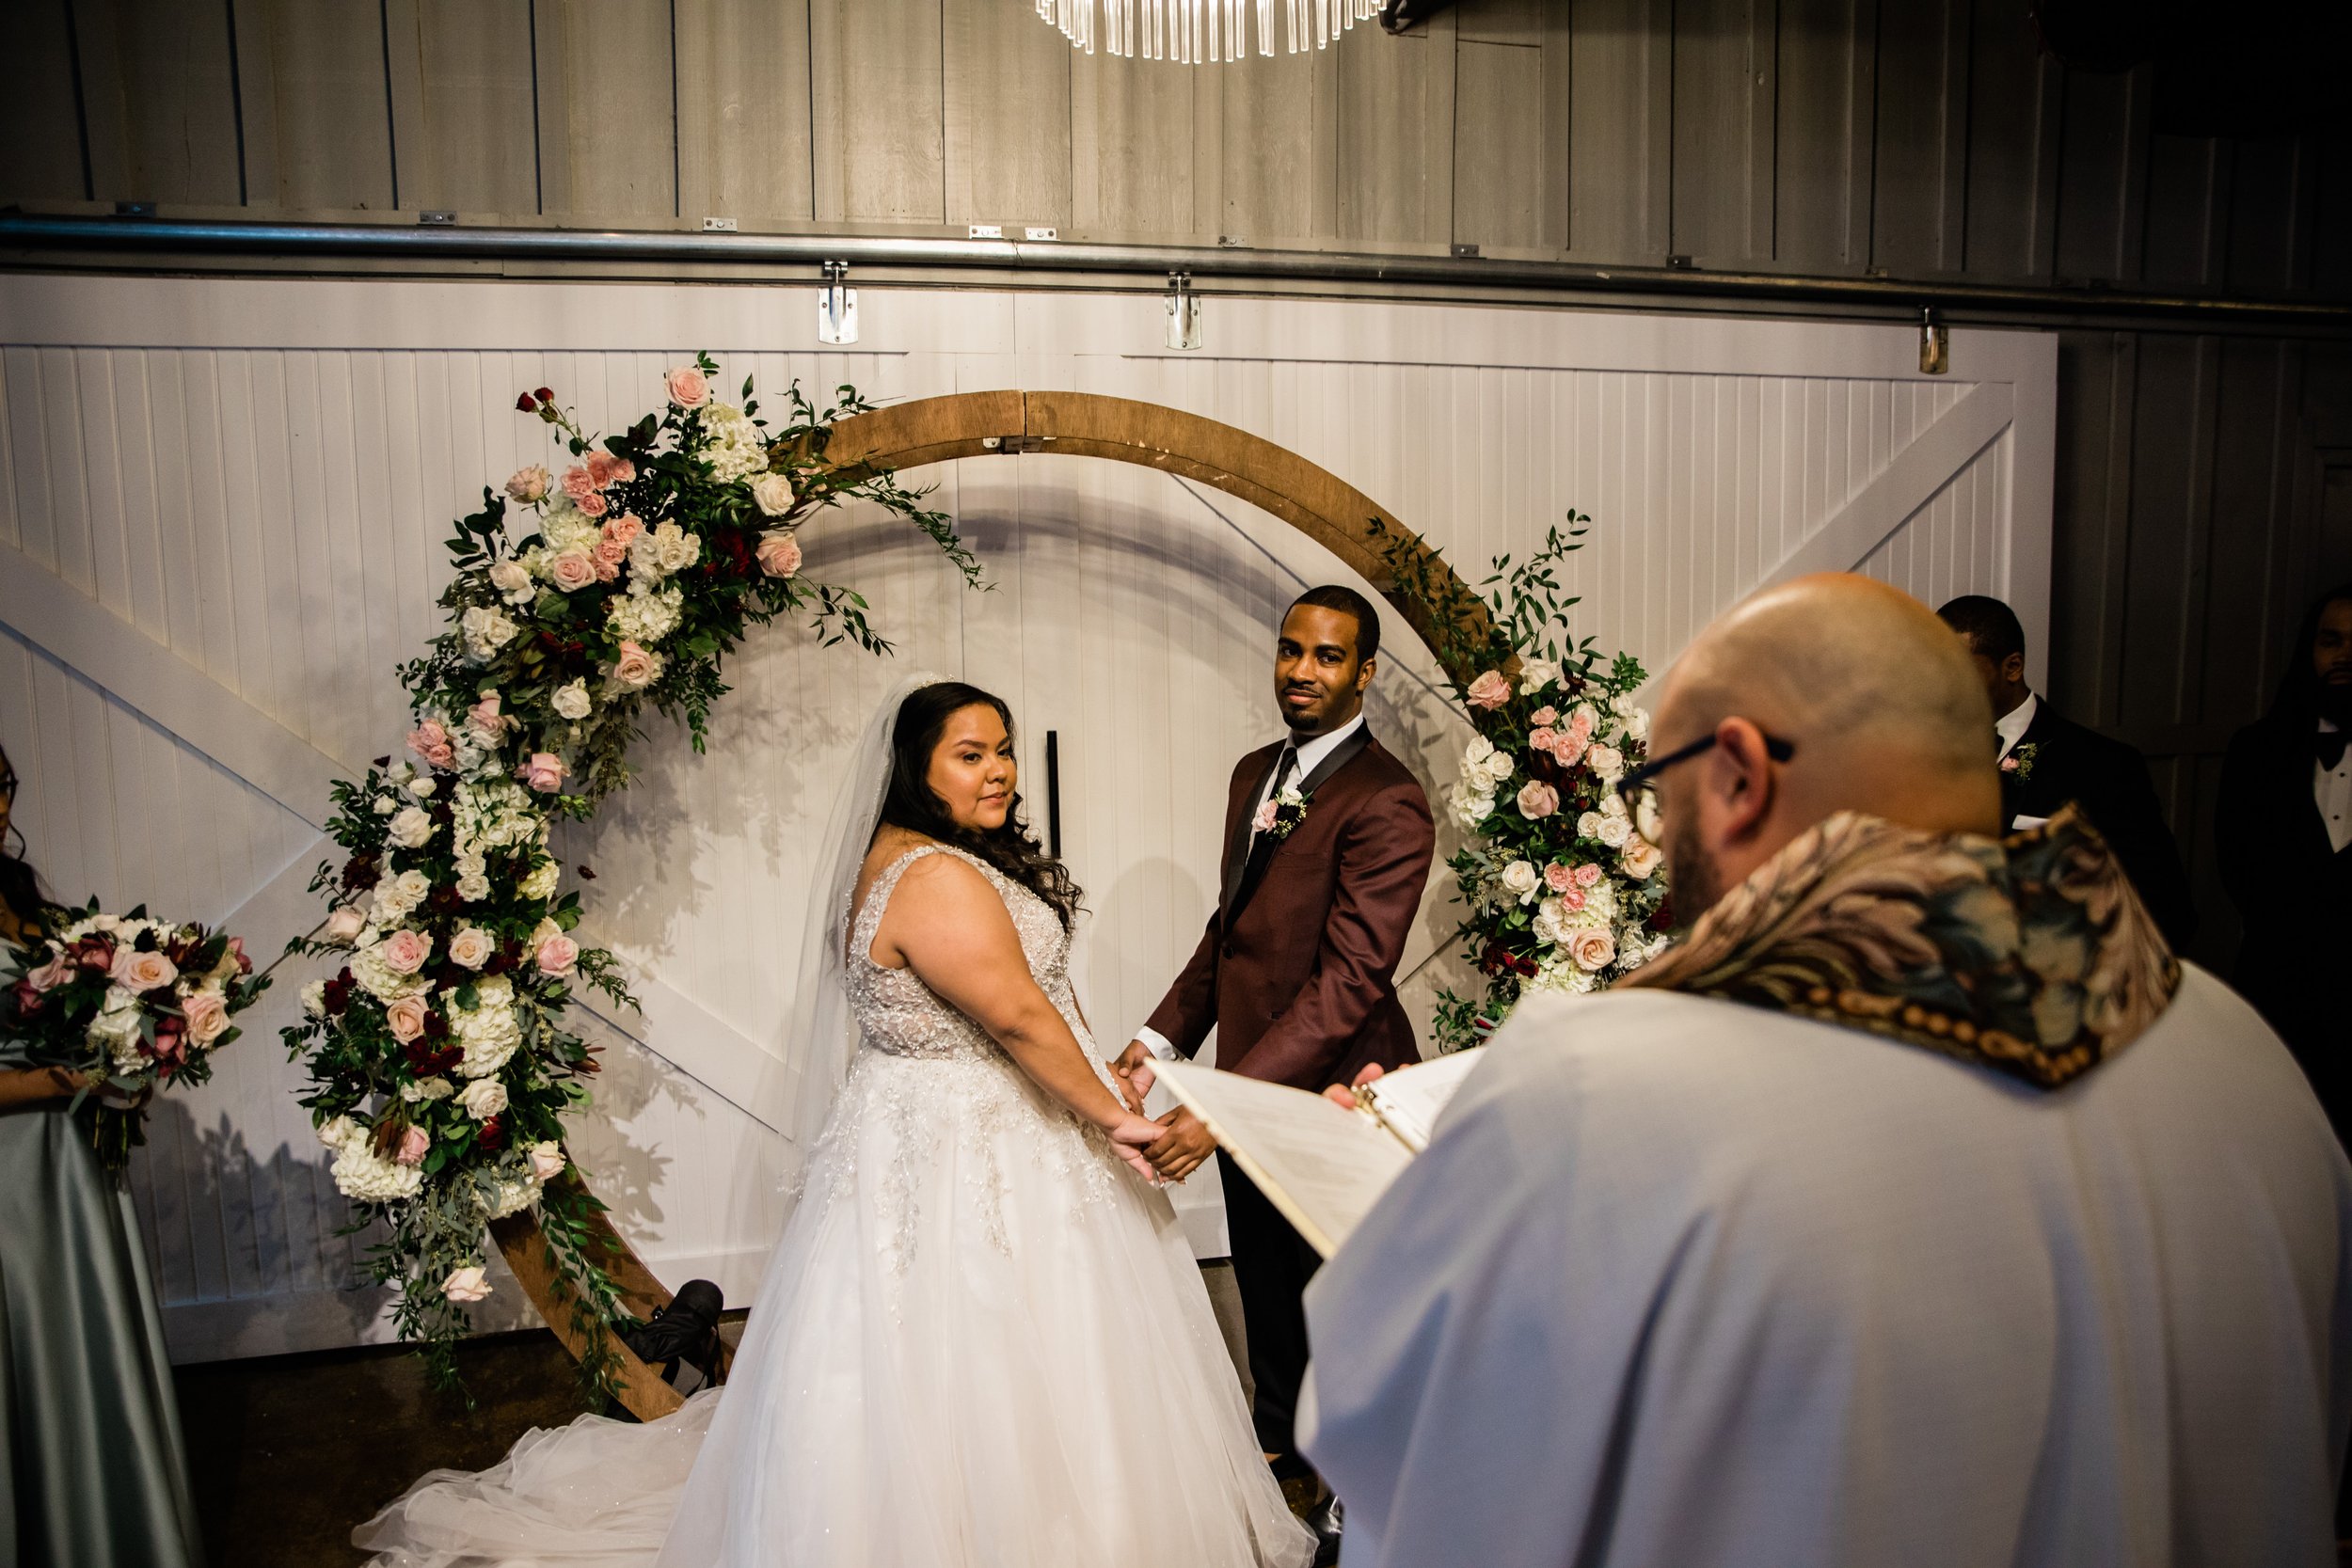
left=1036, top=0, right=1382, bottom=63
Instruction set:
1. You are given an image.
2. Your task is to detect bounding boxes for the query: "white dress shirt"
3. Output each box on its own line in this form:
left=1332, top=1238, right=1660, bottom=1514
left=2320, top=719, right=2351, bottom=854
left=1135, top=713, right=1366, bottom=1062
left=1994, top=690, right=2039, bottom=761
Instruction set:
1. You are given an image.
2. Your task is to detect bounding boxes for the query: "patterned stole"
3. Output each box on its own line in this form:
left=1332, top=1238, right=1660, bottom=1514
left=1623, top=806, right=2181, bottom=1089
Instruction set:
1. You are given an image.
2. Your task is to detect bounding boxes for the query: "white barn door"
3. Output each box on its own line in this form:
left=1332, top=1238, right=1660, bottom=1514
left=0, top=277, right=2052, bottom=1359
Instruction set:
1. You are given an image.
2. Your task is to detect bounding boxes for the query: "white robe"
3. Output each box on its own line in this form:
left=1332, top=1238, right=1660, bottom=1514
left=1299, top=968, right=2352, bottom=1568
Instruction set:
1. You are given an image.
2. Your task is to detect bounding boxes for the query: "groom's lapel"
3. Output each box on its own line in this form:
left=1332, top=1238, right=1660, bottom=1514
left=1229, top=725, right=1375, bottom=922
left=1221, top=746, right=1285, bottom=916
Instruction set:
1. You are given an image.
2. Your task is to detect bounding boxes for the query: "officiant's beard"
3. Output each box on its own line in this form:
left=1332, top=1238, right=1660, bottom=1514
left=1665, top=814, right=1726, bottom=925
left=2319, top=678, right=2352, bottom=728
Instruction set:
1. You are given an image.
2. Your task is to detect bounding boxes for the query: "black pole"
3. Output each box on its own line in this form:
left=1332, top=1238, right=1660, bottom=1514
left=1045, top=731, right=1063, bottom=859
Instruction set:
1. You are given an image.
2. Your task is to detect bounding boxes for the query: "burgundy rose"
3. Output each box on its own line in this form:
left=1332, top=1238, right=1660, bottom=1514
left=476, top=1115, right=508, bottom=1153
left=323, top=970, right=356, bottom=1016
left=1647, top=899, right=1677, bottom=933
left=404, top=1037, right=463, bottom=1077
left=421, top=1008, right=451, bottom=1041
left=533, top=387, right=554, bottom=404
left=341, top=853, right=381, bottom=895
left=9, top=978, right=42, bottom=1016
left=152, top=1016, right=188, bottom=1076
left=516, top=392, right=538, bottom=412
left=226, top=936, right=252, bottom=975
left=72, top=937, right=117, bottom=974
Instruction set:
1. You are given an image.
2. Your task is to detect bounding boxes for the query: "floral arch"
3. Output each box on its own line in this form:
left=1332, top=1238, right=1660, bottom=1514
left=282, top=365, right=1506, bottom=1418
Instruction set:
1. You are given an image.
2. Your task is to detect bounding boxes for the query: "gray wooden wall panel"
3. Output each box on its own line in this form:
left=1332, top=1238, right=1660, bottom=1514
left=0, top=2, right=88, bottom=203
left=1773, top=0, right=1873, bottom=273
left=533, top=0, right=676, bottom=219
left=1565, top=0, right=1671, bottom=261
left=812, top=0, right=946, bottom=224
left=1339, top=18, right=1454, bottom=247
left=231, top=0, right=396, bottom=214
left=386, top=0, right=540, bottom=217
left=1669, top=0, right=1769, bottom=266
left=943, top=0, right=1073, bottom=230
left=71, top=0, right=244, bottom=208
left=1867, top=0, right=1963, bottom=277
left=1453, top=40, right=1544, bottom=251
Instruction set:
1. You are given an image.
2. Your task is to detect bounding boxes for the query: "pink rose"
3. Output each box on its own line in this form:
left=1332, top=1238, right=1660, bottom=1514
left=441, top=1265, right=492, bottom=1304
left=546, top=547, right=598, bottom=593
left=1516, top=781, right=1559, bottom=820
left=1573, top=862, right=1604, bottom=889
left=1560, top=888, right=1587, bottom=911
left=505, top=465, right=549, bottom=503
left=1532, top=705, right=1559, bottom=727
left=1251, top=798, right=1280, bottom=833
left=182, top=990, right=231, bottom=1045
left=113, top=947, right=179, bottom=993
left=561, top=465, right=596, bottom=500
left=1544, top=862, right=1578, bottom=894
left=534, top=932, right=580, bottom=977
left=384, top=993, right=428, bottom=1041
left=324, top=904, right=367, bottom=944
left=226, top=936, right=252, bottom=975
left=1567, top=706, right=1597, bottom=740
left=529, top=1141, right=567, bottom=1181
left=1551, top=731, right=1590, bottom=768
left=9, top=979, right=42, bottom=1015
left=151, top=1015, right=187, bottom=1073
left=1466, top=670, right=1513, bottom=710
left=395, top=1124, right=430, bottom=1166
left=24, top=954, right=72, bottom=993
left=592, top=549, right=621, bottom=583
left=1528, top=726, right=1558, bottom=754
left=585, top=451, right=619, bottom=486
left=406, top=718, right=455, bottom=770
left=577, top=491, right=609, bottom=518
left=1999, top=753, right=2020, bottom=773
left=608, top=457, right=636, bottom=484
left=469, top=691, right=507, bottom=741
left=1569, top=927, right=1618, bottom=973
left=379, top=928, right=432, bottom=974
left=756, top=531, right=803, bottom=579
left=1621, top=839, right=1664, bottom=880
left=610, top=641, right=659, bottom=690
left=602, top=512, right=644, bottom=549
left=517, top=752, right=566, bottom=793
left=664, top=365, right=710, bottom=407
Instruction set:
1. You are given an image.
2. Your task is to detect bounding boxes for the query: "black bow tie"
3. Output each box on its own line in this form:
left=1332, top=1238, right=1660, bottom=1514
left=2322, top=727, right=2348, bottom=771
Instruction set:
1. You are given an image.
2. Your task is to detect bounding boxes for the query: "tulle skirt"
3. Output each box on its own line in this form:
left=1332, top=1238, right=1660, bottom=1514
left=357, top=1047, right=1314, bottom=1568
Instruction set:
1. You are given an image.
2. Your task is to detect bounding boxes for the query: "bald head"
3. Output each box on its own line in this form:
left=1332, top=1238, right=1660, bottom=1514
left=1650, top=575, right=2002, bottom=916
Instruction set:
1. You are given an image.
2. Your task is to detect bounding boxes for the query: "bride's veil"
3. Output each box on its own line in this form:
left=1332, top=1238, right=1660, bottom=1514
left=773, top=671, right=938, bottom=1194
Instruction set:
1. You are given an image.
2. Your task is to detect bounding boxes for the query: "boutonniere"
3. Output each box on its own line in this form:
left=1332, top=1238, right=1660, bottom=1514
left=1252, top=785, right=1312, bottom=842
left=2000, top=741, right=2038, bottom=782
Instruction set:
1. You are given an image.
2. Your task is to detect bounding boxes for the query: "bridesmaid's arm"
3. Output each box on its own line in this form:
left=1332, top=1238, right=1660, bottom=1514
left=877, top=855, right=1165, bottom=1180
left=0, top=1065, right=85, bottom=1111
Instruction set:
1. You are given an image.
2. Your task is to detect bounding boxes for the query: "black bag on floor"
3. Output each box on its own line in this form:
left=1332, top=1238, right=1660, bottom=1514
left=618, top=1278, right=724, bottom=1396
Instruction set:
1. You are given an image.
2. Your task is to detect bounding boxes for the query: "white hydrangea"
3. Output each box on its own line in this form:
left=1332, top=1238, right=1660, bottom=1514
left=698, top=404, right=770, bottom=483
left=540, top=496, right=600, bottom=555
left=452, top=779, right=542, bottom=858
left=301, top=979, right=327, bottom=1017
left=88, top=987, right=146, bottom=1069
left=1447, top=782, right=1495, bottom=830
left=482, top=1175, right=540, bottom=1220
left=627, top=521, right=701, bottom=583
left=461, top=604, right=520, bottom=660
left=400, top=1076, right=455, bottom=1102
left=450, top=975, right=521, bottom=1079
left=1523, top=957, right=1599, bottom=997
left=517, top=858, right=561, bottom=901
left=606, top=582, right=684, bottom=645
left=320, top=1117, right=424, bottom=1204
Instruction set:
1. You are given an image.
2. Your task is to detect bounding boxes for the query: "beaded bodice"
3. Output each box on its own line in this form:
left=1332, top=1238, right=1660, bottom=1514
left=845, top=844, right=1090, bottom=1063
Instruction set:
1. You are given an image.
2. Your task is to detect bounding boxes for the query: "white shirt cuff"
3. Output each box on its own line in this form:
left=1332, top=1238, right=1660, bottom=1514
left=1134, top=1025, right=1180, bottom=1062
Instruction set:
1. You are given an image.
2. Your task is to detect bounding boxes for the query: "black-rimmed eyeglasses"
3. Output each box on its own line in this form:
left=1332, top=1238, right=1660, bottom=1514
left=1614, top=731, right=1796, bottom=804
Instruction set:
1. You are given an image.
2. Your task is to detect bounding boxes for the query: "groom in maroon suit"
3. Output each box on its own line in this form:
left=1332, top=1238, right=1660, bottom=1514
left=1115, top=584, right=1436, bottom=1489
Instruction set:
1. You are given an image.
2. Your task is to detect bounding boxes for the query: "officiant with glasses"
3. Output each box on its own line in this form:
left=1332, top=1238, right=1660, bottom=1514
left=0, top=744, right=206, bottom=1568
left=1297, top=578, right=2352, bottom=1567
left=2217, top=582, right=2352, bottom=1140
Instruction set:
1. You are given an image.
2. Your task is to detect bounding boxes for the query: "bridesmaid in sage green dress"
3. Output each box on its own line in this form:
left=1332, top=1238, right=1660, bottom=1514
left=0, top=745, right=203, bottom=1568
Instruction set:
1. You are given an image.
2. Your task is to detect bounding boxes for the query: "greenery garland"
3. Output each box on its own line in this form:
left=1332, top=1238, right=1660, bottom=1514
left=281, top=357, right=981, bottom=1400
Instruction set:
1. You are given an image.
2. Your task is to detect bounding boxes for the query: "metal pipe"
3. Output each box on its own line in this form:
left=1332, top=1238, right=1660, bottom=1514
left=4, top=214, right=2348, bottom=330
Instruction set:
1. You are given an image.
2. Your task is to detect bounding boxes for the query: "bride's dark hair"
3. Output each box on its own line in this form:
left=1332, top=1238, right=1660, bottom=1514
left=879, top=682, right=1082, bottom=929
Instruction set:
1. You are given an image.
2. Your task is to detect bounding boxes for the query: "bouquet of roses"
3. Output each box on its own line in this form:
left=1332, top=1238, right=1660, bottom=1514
left=2, top=903, right=268, bottom=1170
left=1372, top=514, right=1674, bottom=1051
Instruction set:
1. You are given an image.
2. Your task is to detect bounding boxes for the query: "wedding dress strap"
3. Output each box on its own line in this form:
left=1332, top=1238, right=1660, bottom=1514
left=850, top=843, right=995, bottom=968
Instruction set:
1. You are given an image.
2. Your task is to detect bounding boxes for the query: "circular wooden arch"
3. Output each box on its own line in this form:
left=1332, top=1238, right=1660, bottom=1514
left=498, top=389, right=1496, bottom=1418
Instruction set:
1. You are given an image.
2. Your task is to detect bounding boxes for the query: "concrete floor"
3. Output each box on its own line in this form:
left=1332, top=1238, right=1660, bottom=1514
left=174, top=1262, right=1257, bottom=1567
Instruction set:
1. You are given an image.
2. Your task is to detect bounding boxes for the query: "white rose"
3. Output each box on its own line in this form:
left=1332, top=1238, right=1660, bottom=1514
left=1620, top=838, right=1663, bottom=880
left=1569, top=926, right=1618, bottom=973
left=1499, top=861, right=1541, bottom=904
left=301, top=978, right=327, bottom=1016
left=750, top=472, right=795, bottom=516
left=1586, top=744, right=1625, bottom=783
left=447, top=926, right=494, bottom=970
left=517, top=859, right=561, bottom=900
left=461, top=604, right=519, bottom=659
left=459, top=1076, right=509, bottom=1119
left=372, top=794, right=399, bottom=816
left=658, top=527, right=700, bottom=575
left=1576, top=810, right=1606, bottom=839
left=1596, top=813, right=1634, bottom=848
left=488, top=559, right=534, bottom=605
left=1531, top=897, right=1569, bottom=948
left=441, top=1265, right=492, bottom=1304
left=528, top=1141, right=567, bottom=1181
left=456, top=867, right=493, bottom=903
left=387, top=805, right=435, bottom=848
left=1460, top=736, right=1497, bottom=780
left=407, top=775, right=437, bottom=799
left=317, top=1115, right=356, bottom=1149
left=1518, top=657, right=1559, bottom=692
left=400, top=1075, right=455, bottom=1102
left=551, top=679, right=592, bottom=721
left=1480, top=751, right=1516, bottom=788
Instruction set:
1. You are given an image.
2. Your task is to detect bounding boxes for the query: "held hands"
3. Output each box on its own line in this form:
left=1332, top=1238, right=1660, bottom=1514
left=1110, top=1039, right=1158, bottom=1108
left=1107, top=1113, right=1173, bottom=1184
left=1146, top=1107, right=1216, bottom=1183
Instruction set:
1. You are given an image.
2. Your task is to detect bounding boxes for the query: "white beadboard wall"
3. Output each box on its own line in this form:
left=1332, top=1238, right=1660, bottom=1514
left=0, top=277, right=2054, bottom=1361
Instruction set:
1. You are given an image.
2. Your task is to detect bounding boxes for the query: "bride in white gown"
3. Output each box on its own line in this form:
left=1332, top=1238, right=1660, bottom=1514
left=356, top=676, right=1315, bottom=1568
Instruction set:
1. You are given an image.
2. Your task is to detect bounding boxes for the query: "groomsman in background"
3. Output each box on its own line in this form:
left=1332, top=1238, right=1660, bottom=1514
left=1936, top=595, right=2200, bottom=948
left=2217, top=582, right=2352, bottom=1142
